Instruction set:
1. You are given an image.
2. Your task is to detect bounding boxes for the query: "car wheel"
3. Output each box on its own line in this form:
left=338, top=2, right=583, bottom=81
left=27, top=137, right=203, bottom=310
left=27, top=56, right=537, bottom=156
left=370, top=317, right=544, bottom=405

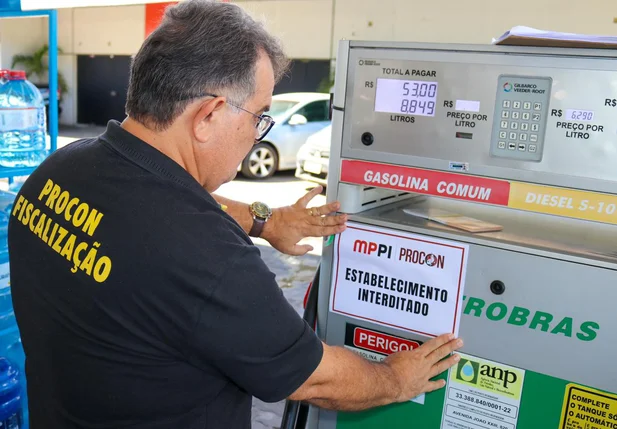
left=241, top=143, right=278, bottom=179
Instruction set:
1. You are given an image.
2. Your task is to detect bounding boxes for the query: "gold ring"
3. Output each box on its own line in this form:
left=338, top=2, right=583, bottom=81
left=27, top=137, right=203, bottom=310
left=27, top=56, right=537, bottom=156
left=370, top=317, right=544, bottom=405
left=308, top=208, right=313, bottom=216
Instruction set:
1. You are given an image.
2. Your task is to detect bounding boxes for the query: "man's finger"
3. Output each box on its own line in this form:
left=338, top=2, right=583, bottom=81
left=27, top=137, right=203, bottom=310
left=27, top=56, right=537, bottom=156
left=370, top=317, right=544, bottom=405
left=417, top=333, right=455, bottom=357
left=429, top=354, right=461, bottom=378
left=422, top=379, right=447, bottom=393
left=309, top=213, right=347, bottom=228
left=304, top=223, right=346, bottom=238
left=296, top=186, right=323, bottom=207
left=426, top=338, right=463, bottom=363
left=282, top=243, right=312, bottom=257
left=312, top=201, right=341, bottom=216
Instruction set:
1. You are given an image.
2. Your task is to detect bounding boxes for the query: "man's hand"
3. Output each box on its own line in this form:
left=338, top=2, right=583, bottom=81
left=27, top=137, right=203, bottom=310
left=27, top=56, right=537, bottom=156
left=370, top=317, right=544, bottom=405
left=383, top=333, right=462, bottom=403
left=261, top=186, right=347, bottom=256
left=289, top=333, right=462, bottom=411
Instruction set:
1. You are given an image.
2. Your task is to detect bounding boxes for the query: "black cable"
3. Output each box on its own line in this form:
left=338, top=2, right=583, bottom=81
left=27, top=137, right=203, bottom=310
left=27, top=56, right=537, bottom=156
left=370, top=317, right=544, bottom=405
left=280, top=264, right=320, bottom=429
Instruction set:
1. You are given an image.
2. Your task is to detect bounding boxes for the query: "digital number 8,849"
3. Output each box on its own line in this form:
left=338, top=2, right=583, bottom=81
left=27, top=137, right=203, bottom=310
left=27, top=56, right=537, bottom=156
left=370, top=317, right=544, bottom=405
left=400, top=99, right=435, bottom=115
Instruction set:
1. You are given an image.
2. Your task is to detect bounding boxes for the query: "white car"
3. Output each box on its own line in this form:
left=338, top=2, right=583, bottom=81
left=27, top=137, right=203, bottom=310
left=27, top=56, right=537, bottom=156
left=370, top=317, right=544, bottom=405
left=295, top=124, right=332, bottom=186
left=239, top=92, right=331, bottom=179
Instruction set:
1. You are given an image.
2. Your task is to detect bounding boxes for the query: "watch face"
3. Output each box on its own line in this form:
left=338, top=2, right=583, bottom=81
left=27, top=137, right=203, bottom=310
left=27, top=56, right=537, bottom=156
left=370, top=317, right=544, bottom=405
left=251, top=202, right=272, bottom=219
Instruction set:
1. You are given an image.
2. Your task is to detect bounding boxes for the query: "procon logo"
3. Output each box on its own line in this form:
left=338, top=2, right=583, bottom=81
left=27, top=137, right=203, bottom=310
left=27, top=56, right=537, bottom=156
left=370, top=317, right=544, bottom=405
left=503, top=82, right=513, bottom=92
left=400, top=248, right=445, bottom=269
left=353, top=240, right=445, bottom=268
left=353, top=240, right=393, bottom=259
left=456, top=357, right=518, bottom=389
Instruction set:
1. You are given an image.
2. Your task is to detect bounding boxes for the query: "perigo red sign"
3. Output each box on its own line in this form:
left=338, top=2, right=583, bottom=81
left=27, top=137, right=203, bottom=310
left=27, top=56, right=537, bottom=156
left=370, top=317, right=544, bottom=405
left=354, top=327, right=420, bottom=355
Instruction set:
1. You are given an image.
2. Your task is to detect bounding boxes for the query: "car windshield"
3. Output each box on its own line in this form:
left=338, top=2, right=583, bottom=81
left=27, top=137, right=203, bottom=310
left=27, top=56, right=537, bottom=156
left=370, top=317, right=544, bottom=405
left=268, top=100, right=298, bottom=117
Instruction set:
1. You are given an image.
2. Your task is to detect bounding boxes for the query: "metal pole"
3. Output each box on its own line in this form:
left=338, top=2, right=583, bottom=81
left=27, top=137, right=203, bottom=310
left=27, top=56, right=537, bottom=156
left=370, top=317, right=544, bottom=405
left=47, top=9, right=58, bottom=154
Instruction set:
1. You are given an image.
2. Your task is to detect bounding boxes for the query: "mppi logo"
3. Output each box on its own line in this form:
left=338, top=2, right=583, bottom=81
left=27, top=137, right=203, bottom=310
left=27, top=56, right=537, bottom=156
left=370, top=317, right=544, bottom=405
left=456, top=357, right=519, bottom=389
left=352, top=240, right=393, bottom=259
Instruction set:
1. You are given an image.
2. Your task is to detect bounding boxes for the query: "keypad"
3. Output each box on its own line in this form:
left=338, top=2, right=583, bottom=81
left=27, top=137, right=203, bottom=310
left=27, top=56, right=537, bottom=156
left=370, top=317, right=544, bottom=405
left=491, top=75, right=552, bottom=162
left=496, top=101, right=541, bottom=154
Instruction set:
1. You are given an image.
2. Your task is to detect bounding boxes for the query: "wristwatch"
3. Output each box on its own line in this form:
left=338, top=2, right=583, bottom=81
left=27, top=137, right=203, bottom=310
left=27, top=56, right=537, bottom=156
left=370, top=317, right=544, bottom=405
left=248, top=201, right=272, bottom=238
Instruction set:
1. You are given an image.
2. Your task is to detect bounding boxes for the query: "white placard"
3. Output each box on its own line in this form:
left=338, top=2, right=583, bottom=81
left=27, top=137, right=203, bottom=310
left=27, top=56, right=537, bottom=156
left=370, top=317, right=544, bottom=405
left=329, top=222, right=468, bottom=338
left=441, top=353, right=526, bottom=429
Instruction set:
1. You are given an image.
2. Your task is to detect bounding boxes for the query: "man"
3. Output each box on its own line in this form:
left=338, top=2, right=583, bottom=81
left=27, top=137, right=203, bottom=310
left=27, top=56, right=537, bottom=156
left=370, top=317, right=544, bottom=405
left=8, top=1, right=462, bottom=428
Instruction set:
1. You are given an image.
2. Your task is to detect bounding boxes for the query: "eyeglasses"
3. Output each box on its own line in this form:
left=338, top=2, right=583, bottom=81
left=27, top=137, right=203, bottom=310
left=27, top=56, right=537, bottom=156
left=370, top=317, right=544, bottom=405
left=203, top=93, right=275, bottom=142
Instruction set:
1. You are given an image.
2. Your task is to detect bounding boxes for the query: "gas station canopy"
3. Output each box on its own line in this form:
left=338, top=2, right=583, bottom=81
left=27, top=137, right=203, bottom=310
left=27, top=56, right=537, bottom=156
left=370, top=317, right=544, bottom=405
left=10, top=0, right=173, bottom=11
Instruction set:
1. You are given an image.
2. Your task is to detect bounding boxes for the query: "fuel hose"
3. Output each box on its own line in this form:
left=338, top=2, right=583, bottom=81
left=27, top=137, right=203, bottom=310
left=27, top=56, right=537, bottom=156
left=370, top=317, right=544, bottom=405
left=280, top=264, right=320, bottom=429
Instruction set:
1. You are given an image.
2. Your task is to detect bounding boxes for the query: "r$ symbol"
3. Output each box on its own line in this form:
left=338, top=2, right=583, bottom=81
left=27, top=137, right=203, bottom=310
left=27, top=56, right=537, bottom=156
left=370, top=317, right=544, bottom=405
left=444, top=100, right=453, bottom=108
left=551, top=109, right=562, bottom=117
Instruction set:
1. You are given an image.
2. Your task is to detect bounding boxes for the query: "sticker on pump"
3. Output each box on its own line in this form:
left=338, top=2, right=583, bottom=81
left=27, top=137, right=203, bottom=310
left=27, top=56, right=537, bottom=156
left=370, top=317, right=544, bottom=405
left=343, top=323, right=425, bottom=405
left=344, top=323, right=422, bottom=360
left=340, top=159, right=510, bottom=206
left=441, top=353, right=526, bottom=429
left=329, top=221, right=469, bottom=338
left=558, top=384, right=617, bottom=429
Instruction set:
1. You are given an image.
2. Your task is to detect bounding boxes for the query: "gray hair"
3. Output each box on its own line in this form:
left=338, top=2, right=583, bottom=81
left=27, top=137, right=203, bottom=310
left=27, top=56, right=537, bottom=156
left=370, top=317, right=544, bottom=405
left=125, top=0, right=289, bottom=131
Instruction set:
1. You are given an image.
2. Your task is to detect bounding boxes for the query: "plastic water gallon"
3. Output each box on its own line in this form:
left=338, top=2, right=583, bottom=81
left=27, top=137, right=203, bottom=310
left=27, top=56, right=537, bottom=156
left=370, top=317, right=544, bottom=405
left=7, top=176, right=28, bottom=193
left=0, top=190, right=26, bottom=428
left=0, top=357, right=23, bottom=429
left=0, top=189, right=19, bottom=360
left=0, top=71, right=47, bottom=168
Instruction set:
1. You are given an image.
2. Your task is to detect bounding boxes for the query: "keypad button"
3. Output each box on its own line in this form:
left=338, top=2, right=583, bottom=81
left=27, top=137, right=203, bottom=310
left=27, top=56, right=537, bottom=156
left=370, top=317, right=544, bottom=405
left=523, top=102, right=531, bottom=110
left=530, top=134, right=538, bottom=142
left=499, top=131, right=507, bottom=139
left=512, top=112, right=520, bottom=120
left=529, top=144, right=537, bottom=152
left=511, top=122, right=519, bottom=130
left=531, top=124, right=539, bottom=132
left=532, top=113, right=541, bottom=121
left=513, top=101, right=521, bottom=109
left=534, top=102, right=542, bottom=110
left=522, top=112, right=530, bottom=120
left=521, top=123, right=529, bottom=131
left=519, top=133, right=527, bottom=141
left=501, top=121, right=509, bottom=129
left=503, top=100, right=511, bottom=108
left=498, top=141, right=506, bottom=149
left=518, top=143, right=526, bottom=151
left=509, top=132, right=517, bottom=140
left=508, top=142, right=516, bottom=150
left=502, top=110, right=510, bottom=119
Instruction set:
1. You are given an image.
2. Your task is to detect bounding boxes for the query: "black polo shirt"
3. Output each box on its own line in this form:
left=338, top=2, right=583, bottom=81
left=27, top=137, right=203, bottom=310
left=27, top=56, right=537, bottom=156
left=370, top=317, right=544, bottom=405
left=8, top=120, right=323, bottom=429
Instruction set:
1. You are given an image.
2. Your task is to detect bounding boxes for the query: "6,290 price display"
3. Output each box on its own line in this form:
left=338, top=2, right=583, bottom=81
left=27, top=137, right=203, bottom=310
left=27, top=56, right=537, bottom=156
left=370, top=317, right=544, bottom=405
left=374, top=78, right=439, bottom=117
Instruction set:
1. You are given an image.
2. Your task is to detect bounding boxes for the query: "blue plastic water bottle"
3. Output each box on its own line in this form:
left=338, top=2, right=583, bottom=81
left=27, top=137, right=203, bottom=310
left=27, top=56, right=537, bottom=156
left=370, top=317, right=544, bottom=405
left=0, top=71, right=47, bottom=168
left=0, top=357, right=23, bottom=429
left=0, top=190, right=27, bottom=428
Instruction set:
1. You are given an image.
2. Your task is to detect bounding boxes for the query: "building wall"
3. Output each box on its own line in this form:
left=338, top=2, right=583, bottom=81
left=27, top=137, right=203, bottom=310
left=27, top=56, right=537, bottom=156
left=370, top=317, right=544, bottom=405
left=239, top=0, right=333, bottom=60
left=1, top=0, right=616, bottom=125
left=0, top=16, right=47, bottom=77
left=332, top=0, right=617, bottom=46
left=73, top=5, right=145, bottom=55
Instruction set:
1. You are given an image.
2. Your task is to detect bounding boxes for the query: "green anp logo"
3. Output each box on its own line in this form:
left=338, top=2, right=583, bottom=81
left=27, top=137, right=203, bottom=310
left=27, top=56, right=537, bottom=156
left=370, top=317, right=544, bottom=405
left=453, top=356, right=524, bottom=400
left=456, top=358, right=480, bottom=384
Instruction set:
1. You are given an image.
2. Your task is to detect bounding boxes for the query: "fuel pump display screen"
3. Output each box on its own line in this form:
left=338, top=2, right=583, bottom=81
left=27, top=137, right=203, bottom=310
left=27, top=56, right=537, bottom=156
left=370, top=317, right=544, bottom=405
left=374, top=78, right=438, bottom=117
